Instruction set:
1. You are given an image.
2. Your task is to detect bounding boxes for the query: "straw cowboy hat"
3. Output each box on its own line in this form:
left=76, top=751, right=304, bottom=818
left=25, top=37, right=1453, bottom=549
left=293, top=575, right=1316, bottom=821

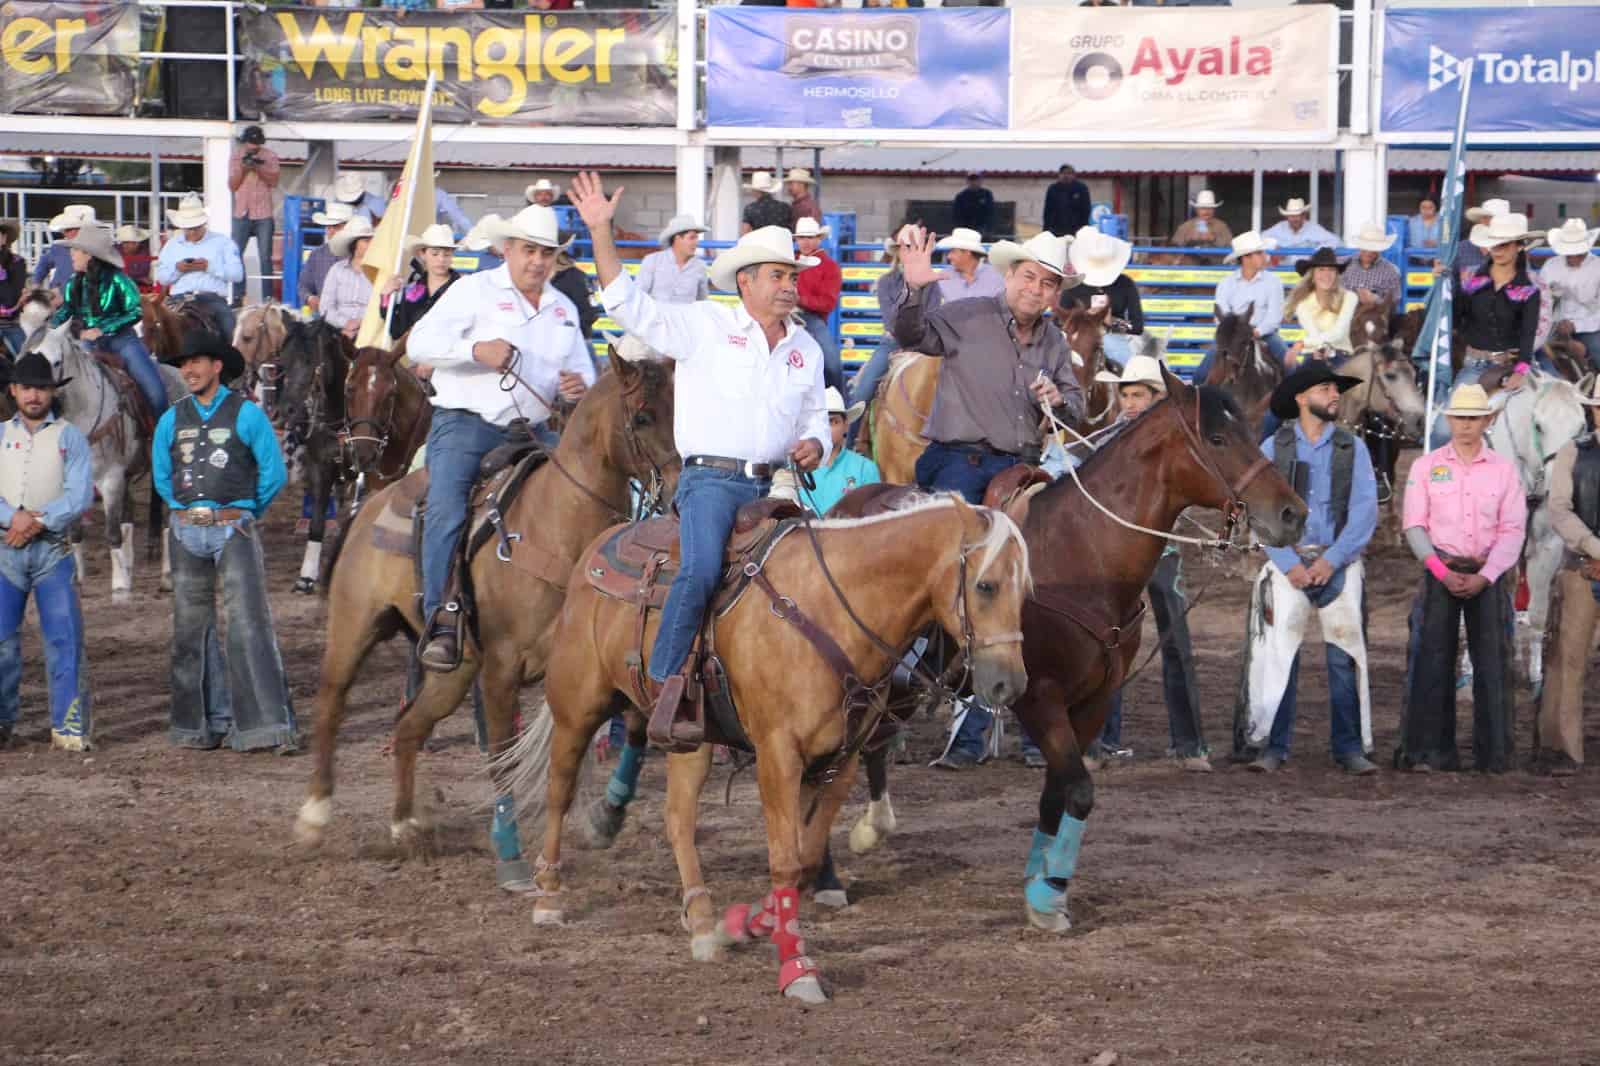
left=794, top=216, right=830, bottom=240
left=1465, top=198, right=1511, bottom=223
left=1295, top=247, right=1348, bottom=275
left=1441, top=383, right=1497, bottom=418
left=1279, top=198, right=1312, bottom=218
left=1189, top=190, right=1222, bottom=209
left=658, top=214, right=706, bottom=247
left=311, top=201, right=354, bottom=228
left=1469, top=212, right=1536, bottom=250
left=113, top=224, right=150, bottom=244
left=489, top=205, right=572, bottom=251
left=881, top=223, right=916, bottom=256
left=165, top=194, right=209, bottom=229
left=1347, top=221, right=1396, bottom=253
left=825, top=386, right=866, bottom=425
left=524, top=178, right=560, bottom=203
left=743, top=170, right=780, bottom=194
left=1269, top=360, right=1362, bottom=420
left=782, top=167, right=816, bottom=186
left=332, top=173, right=369, bottom=205
left=1223, top=231, right=1277, bottom=264
left=328, top=215, right=375, bottom=258
left=11, top=350, right=71, bottom=390
left=1548, top=218, right=1600, bottom=256
left=990, top=231, right=1071, bottom=278
left=63, top=224, right=124, bottom=270
left=48, top=203, right=97, bottom=232
left=1069, top=226, right=1132, bottom=286
left=935, top=228, right=987, bottom=256
left=1095, top=354, right=1166, bottom=392
left=403, top=223, right=458, bottom=255
left=160, top=328, right=245, bottom=382
left=460, top=214, right=504, bottom=254
left=708, top=225, right=818, bottom=292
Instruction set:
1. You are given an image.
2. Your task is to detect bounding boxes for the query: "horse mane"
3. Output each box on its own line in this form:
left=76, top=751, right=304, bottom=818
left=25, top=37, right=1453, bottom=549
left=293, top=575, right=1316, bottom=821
left=813, top=493, right=1031, bottom=589
left=1212, top=308, right=1254, bottom=356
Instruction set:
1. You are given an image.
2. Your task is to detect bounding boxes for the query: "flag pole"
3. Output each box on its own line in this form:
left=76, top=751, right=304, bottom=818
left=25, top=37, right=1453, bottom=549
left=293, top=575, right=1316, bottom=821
left=1422, top=58, right=1473, bottom=445
left=383, top=72, right=437, bottom=343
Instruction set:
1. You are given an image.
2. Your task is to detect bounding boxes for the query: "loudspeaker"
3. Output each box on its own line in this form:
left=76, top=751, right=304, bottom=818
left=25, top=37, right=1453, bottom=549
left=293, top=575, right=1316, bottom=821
left=161, top=9, right=228, bottom=119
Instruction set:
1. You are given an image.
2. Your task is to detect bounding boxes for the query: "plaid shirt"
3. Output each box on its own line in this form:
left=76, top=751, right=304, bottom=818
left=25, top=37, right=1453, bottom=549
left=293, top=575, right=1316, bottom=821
left=1341, top=256, right=1403, bottom=309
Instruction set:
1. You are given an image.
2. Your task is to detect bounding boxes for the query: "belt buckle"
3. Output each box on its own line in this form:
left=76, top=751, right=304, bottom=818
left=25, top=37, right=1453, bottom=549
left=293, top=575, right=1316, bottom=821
left=186, top=506, right=214, bottom=527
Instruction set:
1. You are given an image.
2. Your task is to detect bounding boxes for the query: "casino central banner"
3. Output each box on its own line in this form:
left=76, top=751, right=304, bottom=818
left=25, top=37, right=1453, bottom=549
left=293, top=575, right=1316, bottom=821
left=237, top=7, right=676, bottom=126
left=0, top=1, right=139, bottom=117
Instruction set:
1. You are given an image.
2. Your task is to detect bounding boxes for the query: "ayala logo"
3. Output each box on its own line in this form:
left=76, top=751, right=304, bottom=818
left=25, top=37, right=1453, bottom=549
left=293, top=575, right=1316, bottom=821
left=1128, top=35, right=1273, bottom=85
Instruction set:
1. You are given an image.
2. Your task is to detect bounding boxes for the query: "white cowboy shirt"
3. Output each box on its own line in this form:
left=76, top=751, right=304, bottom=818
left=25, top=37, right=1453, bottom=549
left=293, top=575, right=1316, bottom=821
left=1539, top=254, right=1600, bottom=335
left=408, top=265, right=596, bottom=428
left=600, top=273, right=831, bottom=467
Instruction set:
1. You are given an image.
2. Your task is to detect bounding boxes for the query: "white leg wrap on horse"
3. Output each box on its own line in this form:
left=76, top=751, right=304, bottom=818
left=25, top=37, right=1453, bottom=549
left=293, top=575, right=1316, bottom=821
left=1245, top=564, right=1312, bottom=746
left=299, top=540, right=323, bottom=581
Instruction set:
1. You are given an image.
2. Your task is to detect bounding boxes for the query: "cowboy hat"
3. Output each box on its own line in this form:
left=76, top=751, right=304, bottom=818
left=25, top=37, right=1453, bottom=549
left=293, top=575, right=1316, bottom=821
left=708, top=225, right=818, bottom=293
left=63, top=225, right=123, bottom=270
left=161, top=328, right=244, bottom=382
left=794, top=216, right=830, bottom=240
left=1548, top=218, right=1600, bottom=256
left=743, top=170, right=779, bottom=194
left=602, top=332, right=663, bottom=362
left=460, top=214, right=504, bottom=254
left=824, top=385, right=866, bottom=425
left=1069, top=226, right=1132, bottom=287
left=113, top=224, right=150, bottom=244
left=332, top=173, right=368, bottom=205
left=1347, top=221, right=1396, bottom=253
left=165, top=194, right=209, bottom=229
left=489, top=205, right=572, bottom=251
left=881, top=223, right=916, bottom=257
left=524, top=178, right=560, bottom=203
left=311, top=201, right=355, bottom=228
left=1223, top=231, right=1277, bottom=264
left=48, top=204, right=97, bottom=232
left=1469, top=213, right=1536, bottom=250
left=1095, top=354, right=1166, bottom=392
left=658, top=213, right=707, bottom=247
left=1465, top=198, right=1511, bottom=223
left=1189, top=190, right=1222, bottom=209
left=328, top=215, right=375, bottom=258
left=782, top=167, right=816, bottom=186
left=10, top=350, right=70, bottom=390
left=1279, top=198, right=1311, bottom=218
left=1269, top=360, right=1363, bottom=420
left=1295, top=247, right=1348, bottom=275
left=403, top=223, right=458, bottom=255
left=935, top=227, right=987, bottom=257
left=990, top=231, right=1071, bottom=279
left=1441, top=383, right=1496, bottom=418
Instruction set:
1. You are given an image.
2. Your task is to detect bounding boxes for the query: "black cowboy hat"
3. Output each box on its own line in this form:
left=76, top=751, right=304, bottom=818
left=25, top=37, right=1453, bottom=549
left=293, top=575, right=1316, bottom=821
left=1294, top=247, right=1348, bottom=275
left=11, top=350, right=71, bottom=389
left=1269, top=360, right=1363, bottom=420
left=161, top=329, right=245, bottom=382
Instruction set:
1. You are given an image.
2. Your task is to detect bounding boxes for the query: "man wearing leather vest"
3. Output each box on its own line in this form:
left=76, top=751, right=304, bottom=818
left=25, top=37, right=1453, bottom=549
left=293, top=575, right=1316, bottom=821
left=152, top=331, right=295, bottom=752
left=1535, top=376, right=1600, bottom=775
left=1233, top=363, right=1380, bottom=774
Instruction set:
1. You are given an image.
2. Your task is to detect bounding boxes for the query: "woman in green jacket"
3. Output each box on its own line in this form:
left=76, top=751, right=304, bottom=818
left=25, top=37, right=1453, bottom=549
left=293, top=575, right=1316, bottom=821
left=51, top=225, right=168, bottom=415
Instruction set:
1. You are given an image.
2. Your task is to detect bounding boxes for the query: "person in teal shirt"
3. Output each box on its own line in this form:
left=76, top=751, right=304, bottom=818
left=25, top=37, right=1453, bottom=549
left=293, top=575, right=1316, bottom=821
left=800, top=387, right=881, bottom=515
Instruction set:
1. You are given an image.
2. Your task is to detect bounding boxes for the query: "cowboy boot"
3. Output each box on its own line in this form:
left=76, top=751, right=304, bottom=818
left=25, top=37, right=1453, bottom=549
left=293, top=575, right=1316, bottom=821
left=418, top=602, right=464, bottom=672
left=646, top=669, right=705, bottom=753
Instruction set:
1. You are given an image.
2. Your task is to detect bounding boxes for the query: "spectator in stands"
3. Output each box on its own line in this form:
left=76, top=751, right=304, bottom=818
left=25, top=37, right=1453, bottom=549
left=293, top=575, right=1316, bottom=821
left=1062, top=226, right=1141, bottom=365
left=638, top=214, right=709, bottom=304
left=1043, top=164, right=1091, bottom=239
left=797, top=387, right=880, bottom=516
left=1454, top=213, right=1539, bottom=388
left=742, top=171, right=793, bottom=234
left=156, top=194, right=244, bottom=342
left=1168, top=190, right=1233, bottom=262
left=1262, top=198, right=1339, bottom=251
left=1540, top=219, right=1600, bottom=373
left=1342, top=222, right=1404, bottom=317
left=935, top=228, right=1004, bottom=303
left=33, top=205, right=97, bottom=294
left=461, top=214, right=505, bottom=272
left=795, top=217, right=843, bottom=391
left=1409, top=197, right=1442, bottom=249
left=1194, top=231, right=1286, bottom=381
left=297, top=202, right=353, bottom=313
left=229, top=125, right=280, bottom=305
left=847, top=225, right=941, bottom=436
left=1285, top=248, right=1357, bottom=363
left=785, top=168, right=822, bottom=225
left=525, top=179, right=560, bottom=208
left=551, top=236, right=599, bottom=339
left=332, top=173, right=386, bottom=224
left=951, top=173, right=996, bottom=238
left=387, top=176, right=471, bottom=239
left=0, top=224, right=27, bottom=355
left=379, top=223, right=461, bottom=341
left=114, top=226, right=155, bottom=291
left=318, top=216, right=376, bottom=339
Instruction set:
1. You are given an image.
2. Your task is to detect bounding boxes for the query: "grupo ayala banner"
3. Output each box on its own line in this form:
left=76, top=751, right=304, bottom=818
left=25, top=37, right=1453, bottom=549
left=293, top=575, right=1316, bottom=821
left=705, top=8, right=1009, bottom=130
left=0, top=1, right=139, bottom=116
left=238, top=8, right=675, bottom=125
left=1381, top=7, right=1600, bottom=135
left=1011, top=7, right=1336, bottom=141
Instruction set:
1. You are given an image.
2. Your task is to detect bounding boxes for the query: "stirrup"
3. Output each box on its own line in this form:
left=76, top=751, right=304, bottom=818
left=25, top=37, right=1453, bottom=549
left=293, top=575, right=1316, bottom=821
left=417, top=603, right=465, bottom=673
left=646, top=674, right=703, bottom=753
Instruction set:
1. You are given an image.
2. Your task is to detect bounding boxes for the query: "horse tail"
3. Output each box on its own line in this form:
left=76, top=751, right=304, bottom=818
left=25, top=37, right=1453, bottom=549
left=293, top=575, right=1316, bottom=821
left=318, top=494, right=361, bottom=596
left=483, top=695, right=594, bottom=826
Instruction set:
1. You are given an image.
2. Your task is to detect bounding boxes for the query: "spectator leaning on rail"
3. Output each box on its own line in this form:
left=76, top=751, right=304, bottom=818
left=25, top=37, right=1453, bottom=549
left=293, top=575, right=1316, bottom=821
left=1043, top=164, right=1091, bottom=240
left=784, top=168, right=822, bottom=226
left=229, top=125, right=280, bottom=305
left=950, top=173, right=996, bottom=238
left=1262, top=198, right=1339, bottom=252
left=1168, top=189, right=1233, bottom=263
left=155, top=194, right=243, bottom=342
left=525, top=179, right=560, bottom=208
left=1060, top=226, right=1141, bottom=365
left=114, top=225, right=155, bottom=291
left=742, top=171, right=793, bottom=234
left=331, top=173, right=387, bottom=225
left=1409, top=197, right=1442, bottom=249
left=1193, top=231, right=1287, bottom=383
left=794, top=216, right=845, bottom=392
left=33, top=204, right=97, bottom=295
left=1539, top=219, right=1600, bottom=374
left=638, top=214, right=709, bottom=305
left=297, top=202, right=353, bottom=314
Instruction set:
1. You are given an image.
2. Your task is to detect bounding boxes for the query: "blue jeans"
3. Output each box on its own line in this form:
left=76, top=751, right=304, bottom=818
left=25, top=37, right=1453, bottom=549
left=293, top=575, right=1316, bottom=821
left=800, top=311, right=844, bottom=393
left=0, top=541, right=89, bottom=740
left=1103, top=332, right=1133, bottom=367
left=421, top=409, right=515, bottom=624
left=915, top=441, right=1020, bottom=505
left=1098, top=552, right=1206, bottom=757
left=95, top=329, right=168, bottom=416
left=1193, top=331, right=1289, bottom=384
left=0, top=323, right=24, bottom=357
left=1264, top=643, right=1362, bottom=759
left=648, top=465, right=767, bottom=681
left=232, top=215, right=275, bottom=303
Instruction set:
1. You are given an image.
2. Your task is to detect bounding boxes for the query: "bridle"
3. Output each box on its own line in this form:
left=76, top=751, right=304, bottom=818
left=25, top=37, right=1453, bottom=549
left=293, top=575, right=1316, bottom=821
left=342, top=355, right=421, bottom=482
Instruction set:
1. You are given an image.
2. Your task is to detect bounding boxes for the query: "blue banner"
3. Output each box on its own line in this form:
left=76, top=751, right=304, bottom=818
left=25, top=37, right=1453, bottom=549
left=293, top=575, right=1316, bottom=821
left=705, top=8, right=1008, bottom=130
left=1381, top=7, right=1600, bottom=135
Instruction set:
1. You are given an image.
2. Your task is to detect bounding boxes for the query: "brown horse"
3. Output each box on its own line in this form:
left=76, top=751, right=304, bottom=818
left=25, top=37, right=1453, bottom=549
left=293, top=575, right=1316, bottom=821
left=516, top=495, right=1031, bottom=1003
left=1204, top=305, right=1282, bottom=435
left=343, top=341, right=431, bottom=492
left=292, top=355, right=680, bottom=881
left=140, top=294, right=227, bottom=361
left=232, top=302, right=300, bottom=412
left=1057, top=303, right=1115, bottom=434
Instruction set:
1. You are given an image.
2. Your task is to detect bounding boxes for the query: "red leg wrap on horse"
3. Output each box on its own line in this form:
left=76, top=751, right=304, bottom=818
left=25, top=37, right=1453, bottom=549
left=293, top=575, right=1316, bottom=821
left=769, top=888, right=816, bottom=992
left=747, top=892, right=779, bottom=939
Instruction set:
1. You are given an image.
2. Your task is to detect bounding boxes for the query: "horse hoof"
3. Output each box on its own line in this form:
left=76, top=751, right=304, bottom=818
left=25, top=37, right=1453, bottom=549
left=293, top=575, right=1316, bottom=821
left=813, top=888, right=849, bottom=910
left=1025, top=905, right=1072, bottom=934
left=583, top=799, right=627, bottom=850
left=690, top=932, right=725, bottom=962
left=294, top=797, right=331, bottom=846
left=111, top=589, right=131, bottom=605
left=848, top=819, right=881, bottom=855
left=292, top=577, right=316, bottom=595
left=389, top=817, right=426, bottom=850
left=496, top=859, right=535, bottom=893
left=531, top=903, right=564, bottom=926
left=782, top=975, right=828, bottom=1005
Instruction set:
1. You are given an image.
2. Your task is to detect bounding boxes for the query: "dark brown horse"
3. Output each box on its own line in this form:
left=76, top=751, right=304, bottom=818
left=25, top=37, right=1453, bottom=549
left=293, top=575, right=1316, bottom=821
left=276, top=318, right=354, bottom=593
left=1056, top=303, right=1116, bottom=435
left=1205, top=304, right=1282, bottom=435
left=343, top=341, right=431, bottom=493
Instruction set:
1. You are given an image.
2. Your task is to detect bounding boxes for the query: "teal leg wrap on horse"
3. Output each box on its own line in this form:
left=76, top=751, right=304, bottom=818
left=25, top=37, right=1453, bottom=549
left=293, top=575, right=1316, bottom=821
left=1024, top=829, right=1052, bottom=882
left=1023, top=816, right=1087, bottom=916
left=1042, top=815, right=1086, bottom=880
left=490, top=794, right=522, bottom=862
left=606, top=742, right=646, bottom=808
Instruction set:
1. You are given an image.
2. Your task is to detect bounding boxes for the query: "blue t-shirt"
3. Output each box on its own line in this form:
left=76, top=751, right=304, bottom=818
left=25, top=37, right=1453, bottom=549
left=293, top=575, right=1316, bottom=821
left=801, top=449, right=880, bottom=516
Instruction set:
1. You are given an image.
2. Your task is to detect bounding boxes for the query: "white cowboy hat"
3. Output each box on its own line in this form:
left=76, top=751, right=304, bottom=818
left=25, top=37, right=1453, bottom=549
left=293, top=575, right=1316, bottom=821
left=1279, top=198, right=1311, bottom=218
left=165, top=194, right=209, bottom=229
left=935, top=228, right=987, bottom=256
left=1189, top=190, right=1222, bottom=209
left=881, top=223, right=916, bottom=256
left=1347, top=221, right=1396, bottom=253
left=743, top=170, right=779, bottom=194
left=1223, top=231, right=1278, bottom=264
left=460, top=214, right=504, bottom=253
left=990, top=231, right=1071, bottom=279
left=63, top=224, right=123, bottom=270
left=113, top=224, right=150, bottom=244
left=1469, top=212, right=1536, bottom=250
left=1547, top=218, right=1600, bottom=256
left=489, top=205, right=572, bottom=251
left=1094, top=354, right=1167, bottom=392
left=328, top=215, right=375, bottom=258
left=794, top=216, right=830, bottom=240
left=824, top=386, right=866, bottom=425
left=524, top=178, right=560, bottom=203
left=403, top=223, right=458, bottom=255
left=1465, top=198, right=1511, bottom=223
left=708, top=225, right=818, bottom=292
left=1441, top=383, right=1496, bottom=417
left=332, top=173, right=368, bottom=205
left=602, top=332, right=663, bottom=362
left=48, top=204, right=97, bottom=232
left=311, top=202, right=355, bottom=228
left=1069, top=226, right=1132, bottom=287
left=782, top=167, right=816, bottom=186
left=658, top=213, right=706, bottom=247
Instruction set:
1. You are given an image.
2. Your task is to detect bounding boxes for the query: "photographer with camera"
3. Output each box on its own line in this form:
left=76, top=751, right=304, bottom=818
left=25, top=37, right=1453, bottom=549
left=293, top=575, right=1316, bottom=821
left=228, top=126, right=280, bottom=305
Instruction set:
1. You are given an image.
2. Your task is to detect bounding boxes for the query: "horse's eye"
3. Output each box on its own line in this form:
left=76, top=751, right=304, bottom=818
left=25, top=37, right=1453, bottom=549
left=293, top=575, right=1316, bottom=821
left=632, top=412, right=653, bottom=428
left=975, top=580, right=996, bottom=596
left=1209, top=433, right=1225, bottom=446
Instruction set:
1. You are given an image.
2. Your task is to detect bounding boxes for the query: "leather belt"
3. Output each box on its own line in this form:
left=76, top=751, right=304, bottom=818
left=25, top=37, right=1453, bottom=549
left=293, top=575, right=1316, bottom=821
left=685, top=455, right=773, bottom=479
left=177, top=506, right=250, bottom=526
left=1465, top=347, right=1516, bottom=365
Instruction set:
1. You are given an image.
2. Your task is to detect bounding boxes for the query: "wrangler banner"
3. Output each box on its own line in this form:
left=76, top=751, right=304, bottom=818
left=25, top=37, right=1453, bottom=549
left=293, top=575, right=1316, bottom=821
left=237, top=7, right=675, bottom=125
left=0, top=1, right=139, bottom=116
left=1011, top=7, right=1336, bottom=142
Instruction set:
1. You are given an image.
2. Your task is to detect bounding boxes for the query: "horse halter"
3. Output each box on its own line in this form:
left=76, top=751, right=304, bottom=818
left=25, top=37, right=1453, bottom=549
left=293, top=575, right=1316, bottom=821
left=1166, top=385, right=1273, bottom=544
left=342, top=358, right=409, bottom=480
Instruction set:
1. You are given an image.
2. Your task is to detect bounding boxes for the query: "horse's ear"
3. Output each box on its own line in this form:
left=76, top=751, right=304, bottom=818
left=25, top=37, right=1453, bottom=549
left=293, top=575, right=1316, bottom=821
left=382, top=345, right=407, bottom=368
left=608, top=346, right=635, bottom=381
left=1162, top=362, right=1188, bottom=401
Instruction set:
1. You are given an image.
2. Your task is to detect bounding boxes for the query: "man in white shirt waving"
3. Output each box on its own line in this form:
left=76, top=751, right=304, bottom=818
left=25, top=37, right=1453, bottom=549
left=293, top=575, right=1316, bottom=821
left=407, top=204, right=595, bottom=670
left=571, top=171, right=828, bottom=748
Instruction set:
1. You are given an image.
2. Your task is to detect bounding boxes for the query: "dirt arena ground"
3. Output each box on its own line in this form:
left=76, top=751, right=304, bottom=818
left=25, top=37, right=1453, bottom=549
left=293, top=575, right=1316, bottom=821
left=5, top=490, right=1600, bottom=1066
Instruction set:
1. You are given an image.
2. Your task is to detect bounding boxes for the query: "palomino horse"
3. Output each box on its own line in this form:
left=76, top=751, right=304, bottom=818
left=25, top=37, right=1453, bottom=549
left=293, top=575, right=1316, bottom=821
left=842, top=369, right=1307, bottom=932
left=343, top=342, right=431, bottom=496
left=520, top=496, right=1031, bottom=1003
left=275, top=319, right=354, bottom=593
left=1204, top=305, right=1282, bottom=435
left=292, top=355, right=680, bottom=878
left=233, top=303, right=301, bottom=413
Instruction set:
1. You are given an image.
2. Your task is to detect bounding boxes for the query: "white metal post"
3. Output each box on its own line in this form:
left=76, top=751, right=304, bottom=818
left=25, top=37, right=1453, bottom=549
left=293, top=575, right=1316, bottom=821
left=676, top=0, right=697, bottom=132
left=1251, top=159, right=1263, bottom=235
left=675, top=139, right=709, bottom=224
left=709, top=146, right=741, bottom=241
left=1350, top=0, right=1374, bottom=137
